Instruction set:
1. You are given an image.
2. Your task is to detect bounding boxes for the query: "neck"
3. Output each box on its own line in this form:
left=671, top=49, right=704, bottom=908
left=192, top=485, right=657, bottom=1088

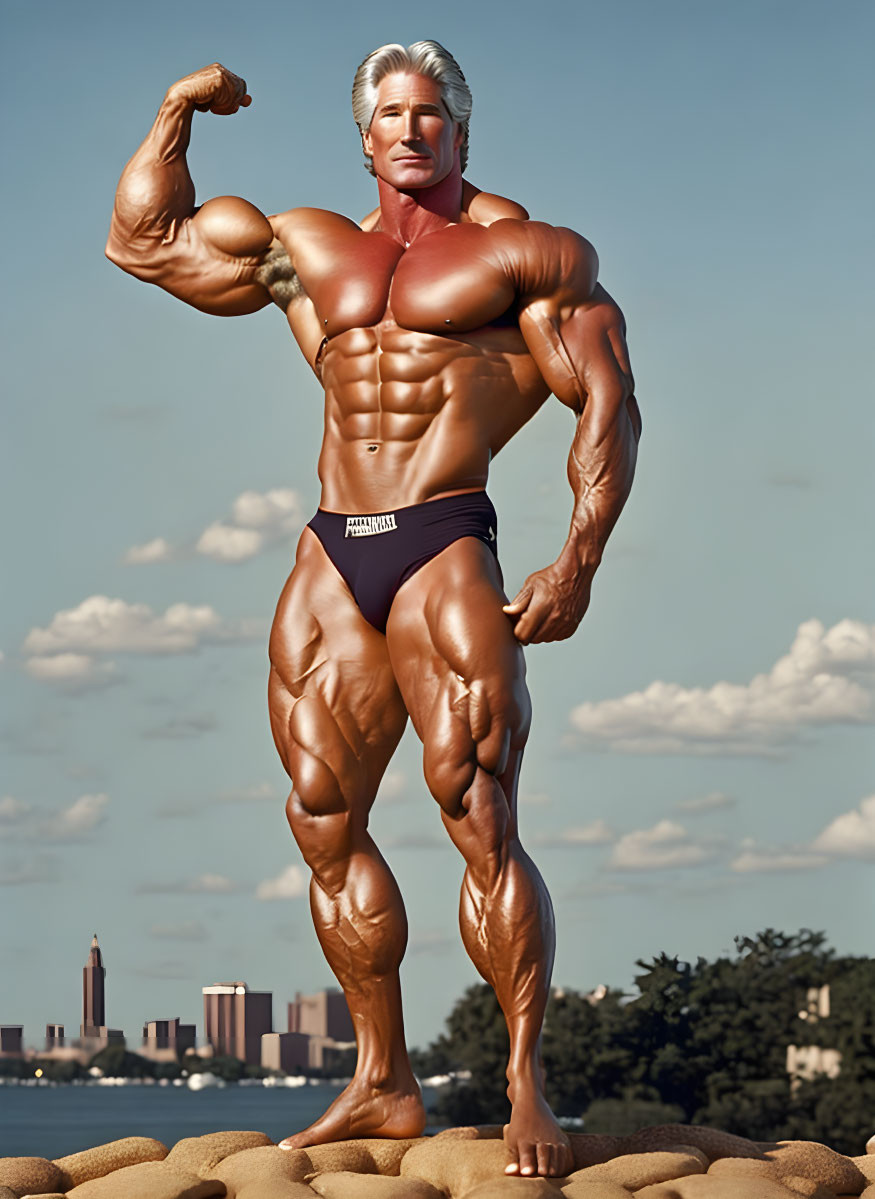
left=376, top=164, right=463, bottom=246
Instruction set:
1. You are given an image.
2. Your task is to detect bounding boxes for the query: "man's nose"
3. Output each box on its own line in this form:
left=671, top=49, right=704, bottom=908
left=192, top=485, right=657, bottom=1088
left=401, top=110, right=419, bottom=141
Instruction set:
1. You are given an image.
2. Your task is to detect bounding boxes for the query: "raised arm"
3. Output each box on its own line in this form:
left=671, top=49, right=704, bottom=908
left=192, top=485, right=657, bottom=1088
left=105, top=64, right=273, bottom=316
left=504, top=223, right=641, bottom=644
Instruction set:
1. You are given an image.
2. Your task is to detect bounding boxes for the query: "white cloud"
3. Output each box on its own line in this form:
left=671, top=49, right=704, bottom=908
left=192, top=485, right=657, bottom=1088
left=124, top=537, right=173, bottom=565
left=730, top=847, right=828, bottom=873
left=196, top=523, right=264, bottom=562
left=25, top=653, right=119, bottom=691
left=256, top=864, right=308, bottom=900
left=0, top=796, right=32, bottom=823
left=5, top=794, right=111, bottom=843
left=674, top=791, right=736, bottom=814
left=23, top=596, right=259, bottom=685
left=569, top=619, right=875, bottom=755
left=126, top=487, right=304, bottom=565
left=190, top=873, right=237, bottom=894
left=608, top=820, right=718, bottom=871
left=812, top=795, right=875, bottom=860
left=52, top=793, right=110, bottom=838
left=24, top=596, right=224, bottom=656
left=533, top=820, right=615, bottom=848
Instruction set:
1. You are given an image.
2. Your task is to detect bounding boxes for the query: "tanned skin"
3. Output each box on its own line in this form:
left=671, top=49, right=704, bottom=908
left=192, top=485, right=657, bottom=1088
left=107, top=61, right=640, bottom=1179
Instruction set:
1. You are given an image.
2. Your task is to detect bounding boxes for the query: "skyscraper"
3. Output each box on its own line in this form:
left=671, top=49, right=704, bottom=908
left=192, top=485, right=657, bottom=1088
left=81, top=933, right=105, bottom=1038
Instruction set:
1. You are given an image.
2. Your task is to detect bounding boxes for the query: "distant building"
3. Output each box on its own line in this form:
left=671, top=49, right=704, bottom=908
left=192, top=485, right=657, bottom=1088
left=0, top=1026, right=23, bottom=1057
left=261, top=1031, right=312, bottom=1073
left=279, top=989, right=355, bottom=1070
left=288, top=988, right=354, bottom=1041
left=79, top=934, right=123, bottom=1048
left=140, top=1018, right=196, bottom=1061
left=45, top=1024, right=65, bottom=1051
left=202, top=982, right=272, bottom=1067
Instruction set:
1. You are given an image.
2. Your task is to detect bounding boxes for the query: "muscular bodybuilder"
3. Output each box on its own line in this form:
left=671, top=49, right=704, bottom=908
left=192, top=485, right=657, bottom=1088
left=107, top=42, right=640, bottom=1178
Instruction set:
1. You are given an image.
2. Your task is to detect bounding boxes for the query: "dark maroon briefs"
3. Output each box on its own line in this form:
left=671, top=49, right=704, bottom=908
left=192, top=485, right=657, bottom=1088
left=308, top=491, right=499, bottom=633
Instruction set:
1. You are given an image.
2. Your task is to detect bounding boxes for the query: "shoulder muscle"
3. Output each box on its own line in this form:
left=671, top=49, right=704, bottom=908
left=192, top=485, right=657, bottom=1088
left=492, top=220, right=598, bottom=306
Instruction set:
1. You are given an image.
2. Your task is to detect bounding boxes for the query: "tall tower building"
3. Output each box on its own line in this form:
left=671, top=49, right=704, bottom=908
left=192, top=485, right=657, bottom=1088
left=81, top=933, right=106, bottom=1038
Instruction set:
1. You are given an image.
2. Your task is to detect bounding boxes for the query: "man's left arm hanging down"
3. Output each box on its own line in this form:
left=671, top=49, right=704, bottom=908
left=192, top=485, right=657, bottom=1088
left=507, top=224, right=641, bottom=644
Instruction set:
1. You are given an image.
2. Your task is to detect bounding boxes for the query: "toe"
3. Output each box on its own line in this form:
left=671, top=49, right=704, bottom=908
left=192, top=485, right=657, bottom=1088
left=518, top=1142, right=537, bottom=1176
left=536, top=1143, right=552, bottom=1176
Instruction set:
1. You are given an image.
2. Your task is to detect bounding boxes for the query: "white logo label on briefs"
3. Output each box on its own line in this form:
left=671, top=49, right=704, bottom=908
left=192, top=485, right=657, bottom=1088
left=345, top=513, right=398, bottom=538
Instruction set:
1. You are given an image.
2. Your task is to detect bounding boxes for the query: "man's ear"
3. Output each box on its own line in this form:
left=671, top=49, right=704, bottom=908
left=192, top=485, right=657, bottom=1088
left=362, top=128, right=373, bottom=157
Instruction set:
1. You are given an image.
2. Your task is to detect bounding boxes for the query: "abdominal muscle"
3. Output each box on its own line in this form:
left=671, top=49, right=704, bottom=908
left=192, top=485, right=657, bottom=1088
left=314, top=323, right=549, bottom=514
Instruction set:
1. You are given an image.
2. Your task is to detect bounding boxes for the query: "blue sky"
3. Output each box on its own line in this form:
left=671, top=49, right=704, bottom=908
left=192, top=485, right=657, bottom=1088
left=2, top=0, right=873, bottom=1053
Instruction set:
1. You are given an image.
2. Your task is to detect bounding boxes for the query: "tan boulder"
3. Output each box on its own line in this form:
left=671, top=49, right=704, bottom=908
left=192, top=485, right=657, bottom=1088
left=761, top=1141, right=866, bottom=1194
left=54, top=1136, right=168, bottom=1186
left=358, top=1139, right=427, bottom=1176
left=781, top=1177, right=837, bottom=1198
left=0, top=1187, right=16, bottom=1199
left=463, top=1179, right=560, bottom=1197
left=309, top=1170, right=445, bottom=1197
left=66, top=1160, right=226, bottom=1198
left=165, top=1132, right=273, bottom=1178
left=562, top=1181, right=638, bottom=1199
left=0, top=1157, right=68, bottom=1196
left=400, top=1138, right=510, bottom=1196
left=211, top=1146, right=314, bottom=1194
left=233, top=1185, right=316, bottom=1199
left=634, top=1176, right=803, bottom=1197
left=567, top=1137, right=625, bottom=1171
left=568, top=1150, right=707, bottom=1191
left=620, top=1126, right=764, bottom=1164
left=434, top=1127, right=505, bottom=1142
left=853, top=1158, right=875, bottom=1185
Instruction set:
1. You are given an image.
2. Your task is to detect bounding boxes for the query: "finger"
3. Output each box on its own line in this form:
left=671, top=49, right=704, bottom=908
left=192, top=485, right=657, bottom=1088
left=514, top=604, right=552, bottom=645
left=241, top=94, right=252, bottom=106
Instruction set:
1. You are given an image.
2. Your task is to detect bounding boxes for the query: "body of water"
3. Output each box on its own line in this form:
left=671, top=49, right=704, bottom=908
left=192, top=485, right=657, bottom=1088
left=0, top=1081, right=441, bottom=1158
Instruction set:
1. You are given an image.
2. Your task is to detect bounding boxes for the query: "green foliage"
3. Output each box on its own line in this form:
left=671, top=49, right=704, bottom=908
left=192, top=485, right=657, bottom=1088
left=34, top=1057, right=86, bottom=1083
left=415, top=929, right=874, bottom=1151
left=87, top=1043, right=155, bottom=1078
left=582, top=1096, right=685, bottom=1134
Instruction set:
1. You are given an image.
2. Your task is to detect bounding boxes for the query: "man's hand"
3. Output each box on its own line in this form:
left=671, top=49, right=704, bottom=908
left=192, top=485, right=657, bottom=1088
left=167, top=63, right=251, bottom=115
left=503, top=563, right=593, bottom=645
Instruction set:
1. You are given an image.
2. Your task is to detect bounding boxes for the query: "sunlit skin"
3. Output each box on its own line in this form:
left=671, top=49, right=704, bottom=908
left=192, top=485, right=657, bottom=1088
left=107, top=60, right=640, bottom=1179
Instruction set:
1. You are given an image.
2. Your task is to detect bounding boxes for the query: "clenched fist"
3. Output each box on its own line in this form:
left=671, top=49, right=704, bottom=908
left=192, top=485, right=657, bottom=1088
left=166, top=63, right=251, bottom=115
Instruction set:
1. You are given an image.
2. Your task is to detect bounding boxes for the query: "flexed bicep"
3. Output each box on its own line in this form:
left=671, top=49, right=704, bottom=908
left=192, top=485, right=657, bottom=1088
left=106, top=65, right=273, bottom=316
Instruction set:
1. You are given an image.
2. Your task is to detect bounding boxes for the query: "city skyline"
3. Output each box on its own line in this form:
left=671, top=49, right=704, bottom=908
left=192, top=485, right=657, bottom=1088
left=1, top=932, right=353, bottom=1068
left=2, top=0, right=873, bottom=1051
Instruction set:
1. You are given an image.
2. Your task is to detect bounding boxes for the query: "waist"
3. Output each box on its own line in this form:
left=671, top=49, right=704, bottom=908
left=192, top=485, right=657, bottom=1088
left=312, top=489, right=495, bottom=530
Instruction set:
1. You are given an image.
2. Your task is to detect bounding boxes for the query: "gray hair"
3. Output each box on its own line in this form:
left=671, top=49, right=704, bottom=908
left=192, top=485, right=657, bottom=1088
left=352, top=41, right=472, bottom=176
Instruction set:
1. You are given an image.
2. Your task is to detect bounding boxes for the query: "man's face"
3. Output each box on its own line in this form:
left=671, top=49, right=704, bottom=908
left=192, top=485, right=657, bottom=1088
left=363, top=72, right=463, bottom=189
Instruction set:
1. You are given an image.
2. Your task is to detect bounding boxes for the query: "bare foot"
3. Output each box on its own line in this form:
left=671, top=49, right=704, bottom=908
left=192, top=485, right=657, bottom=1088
left=503, top=1088, right=572, bottom=1178
left=278, top=1075, right=426, bottom=1150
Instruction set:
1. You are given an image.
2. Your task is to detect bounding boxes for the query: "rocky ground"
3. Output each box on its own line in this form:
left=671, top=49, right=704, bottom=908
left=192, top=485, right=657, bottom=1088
left=2, top=1124, right=875, bottom=1198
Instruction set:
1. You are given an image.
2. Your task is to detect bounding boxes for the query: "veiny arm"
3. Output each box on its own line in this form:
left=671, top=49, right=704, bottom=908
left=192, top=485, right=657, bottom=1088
left=105, top=64, right=273, bottom=316
left=504, top=223, right=641, bottom=644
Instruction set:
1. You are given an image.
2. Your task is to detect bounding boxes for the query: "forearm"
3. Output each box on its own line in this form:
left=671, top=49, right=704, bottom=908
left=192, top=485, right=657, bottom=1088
left=106, top=91, right=197, bottom=267
left=556, top=391, right=640, bottom=581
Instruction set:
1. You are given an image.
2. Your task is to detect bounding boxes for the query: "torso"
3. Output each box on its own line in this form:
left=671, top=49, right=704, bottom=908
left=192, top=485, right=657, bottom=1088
left=268, top=205, right=551, bottom=514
